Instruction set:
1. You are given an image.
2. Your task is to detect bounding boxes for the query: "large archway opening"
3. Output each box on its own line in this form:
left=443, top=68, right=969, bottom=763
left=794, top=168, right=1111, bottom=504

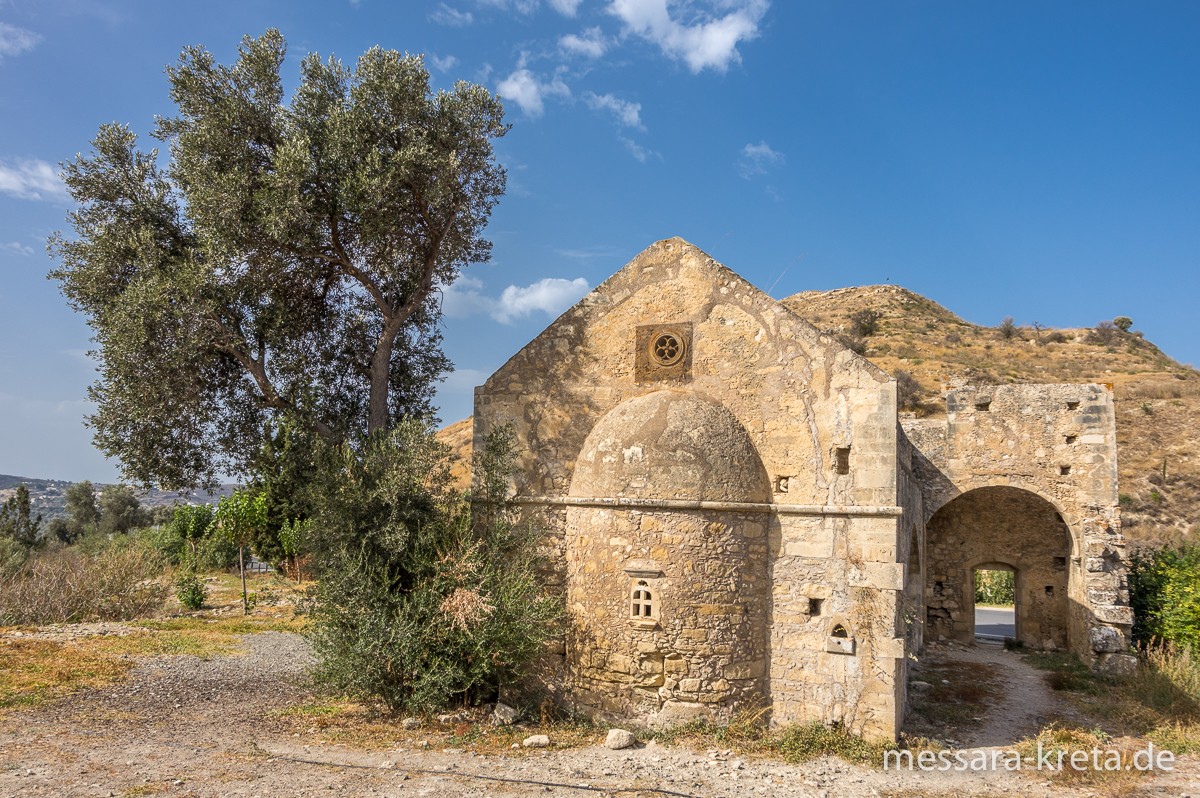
left=925, top=486, right=1073, bottom=650
left=973, top=564, right=1016, bottom=643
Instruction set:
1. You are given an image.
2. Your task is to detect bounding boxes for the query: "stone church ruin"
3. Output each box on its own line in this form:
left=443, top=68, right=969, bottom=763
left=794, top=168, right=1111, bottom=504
left=471, top=238, right=1134, bottom=740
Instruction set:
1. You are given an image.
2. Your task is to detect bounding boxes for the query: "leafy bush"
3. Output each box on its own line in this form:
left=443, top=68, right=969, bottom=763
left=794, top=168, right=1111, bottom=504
left=175, top=568, right=207, bottom=610
left=150, top=504, right=238, bottom=571
left=1113, top=316, right=1134, bottom=332
left=849, top=309, right=881, bottom=337
left=1130, top=544, right=1200, bottom=649
left=975, top=568, right=1015, bottom=605
left=0, top=542, right=168, bottom=624
left=0, top=537, right=29, bottom=579
left=1090, top=320, right=1119, bottom=345
left=894, top=370, right=924, bottom=413
left=306, top=419, right=561, bottom=712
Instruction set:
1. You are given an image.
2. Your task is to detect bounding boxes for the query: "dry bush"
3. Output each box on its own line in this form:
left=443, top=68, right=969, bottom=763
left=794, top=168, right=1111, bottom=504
left=0, top=545, right=168, bottom=624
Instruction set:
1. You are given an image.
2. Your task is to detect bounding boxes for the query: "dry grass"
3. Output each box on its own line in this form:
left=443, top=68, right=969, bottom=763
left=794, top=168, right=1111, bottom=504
left=1024, top=646, right=1200, bottom=757
left=0, top=637, right=133, bottom=711
left=1016, top=725, right=1149, bottom=797
left=0, top=571, right=306, bottom=715
left=272, top=699, right=604, bottom=753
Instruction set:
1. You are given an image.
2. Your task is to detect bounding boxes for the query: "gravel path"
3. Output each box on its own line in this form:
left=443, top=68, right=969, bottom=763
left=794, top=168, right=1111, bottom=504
left=0, top=631, right=1193, bottom=797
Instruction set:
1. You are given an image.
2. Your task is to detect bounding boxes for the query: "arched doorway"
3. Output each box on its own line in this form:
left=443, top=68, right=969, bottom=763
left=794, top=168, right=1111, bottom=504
left=925, top=487, right=1073, bottom=650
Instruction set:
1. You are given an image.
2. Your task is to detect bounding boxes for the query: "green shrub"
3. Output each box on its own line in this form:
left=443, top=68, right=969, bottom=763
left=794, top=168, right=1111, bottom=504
left=175, top=568, right=207, bottom=610
left=849, top=309, right=881, bottom=337
left=306, top=419, right=561, bottom=712
left=975, top=568, right=1015, bottom=605
left=149, top=504, right=238, bottom=571
left=0, top=537, right=29, bottom=579
left=1130, top=544, right=1200, bottom=649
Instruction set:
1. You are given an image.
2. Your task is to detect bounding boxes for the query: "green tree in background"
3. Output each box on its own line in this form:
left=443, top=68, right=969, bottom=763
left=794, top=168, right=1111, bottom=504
left=50, top=29, right=508, bottom=490
left=0, top=485, right=42, bottom=548
left=210, top=490, right=268, bottom=614
left=64, top=481, right=100, bottom=541
left=250, top=419, right=319, bottom=567
left=98, top=485, right=150, bottom=535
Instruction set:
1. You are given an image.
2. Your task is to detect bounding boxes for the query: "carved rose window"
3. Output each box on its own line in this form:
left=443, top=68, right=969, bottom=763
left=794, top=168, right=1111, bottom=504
left=650, top=332, right=685, bottom=366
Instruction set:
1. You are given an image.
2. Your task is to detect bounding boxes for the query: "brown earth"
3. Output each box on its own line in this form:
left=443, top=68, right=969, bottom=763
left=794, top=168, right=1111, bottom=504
left=438, top=284, right=1200, bottom=545
left=1, top=628, right=1194, bottom=797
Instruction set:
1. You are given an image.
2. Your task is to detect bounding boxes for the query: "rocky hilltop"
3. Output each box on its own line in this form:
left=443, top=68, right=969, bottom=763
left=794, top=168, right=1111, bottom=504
left=441, top=284, right=1198, bottom=543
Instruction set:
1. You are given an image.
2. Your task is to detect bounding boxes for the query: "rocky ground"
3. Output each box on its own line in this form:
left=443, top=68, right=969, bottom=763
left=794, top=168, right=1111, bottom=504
left=0, top=630, right=1195, bottom=797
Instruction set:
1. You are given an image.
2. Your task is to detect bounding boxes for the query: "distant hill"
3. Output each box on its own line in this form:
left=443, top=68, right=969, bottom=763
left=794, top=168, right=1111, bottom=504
left=0, top=475, right=239, bottom=520
left=437, top=284, right=1200, bottom=544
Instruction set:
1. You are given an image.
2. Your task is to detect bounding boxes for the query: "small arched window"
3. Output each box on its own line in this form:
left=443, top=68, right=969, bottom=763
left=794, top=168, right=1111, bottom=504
left=830, top=623, right=849, bottom=639
left=631, top=580, right=654, bottom=618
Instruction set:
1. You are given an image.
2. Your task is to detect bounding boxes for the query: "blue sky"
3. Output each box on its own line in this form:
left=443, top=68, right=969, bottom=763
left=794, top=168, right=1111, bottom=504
left=1, top=0, right=1197, bottom=482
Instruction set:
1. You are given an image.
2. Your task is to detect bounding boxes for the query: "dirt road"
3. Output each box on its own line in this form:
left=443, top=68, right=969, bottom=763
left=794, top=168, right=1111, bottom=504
left=0, top=631, right=1193, bottom=797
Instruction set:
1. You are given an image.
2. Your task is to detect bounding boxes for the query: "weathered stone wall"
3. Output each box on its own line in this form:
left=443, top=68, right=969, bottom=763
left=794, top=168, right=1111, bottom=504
left=475, top=238, right=909, bottom=737
left=925, top=486, right=1071, bottom=648
left=903, top=384, right=1134, bottom=672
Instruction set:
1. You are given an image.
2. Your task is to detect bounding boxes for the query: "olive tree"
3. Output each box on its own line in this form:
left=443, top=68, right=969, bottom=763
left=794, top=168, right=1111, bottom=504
left=50, top=30, right=507, bottom=489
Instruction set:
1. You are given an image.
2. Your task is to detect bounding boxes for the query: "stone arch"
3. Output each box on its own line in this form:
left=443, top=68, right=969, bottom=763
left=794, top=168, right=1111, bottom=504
left=925, top=486, right=1076, bottom=652
left=564, top=390, right=771, bottom=725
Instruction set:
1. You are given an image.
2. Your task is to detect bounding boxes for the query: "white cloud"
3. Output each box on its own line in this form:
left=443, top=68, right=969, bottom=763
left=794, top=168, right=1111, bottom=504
left=495, top=277, right=590, bottom=323
left=497, top=68, right=570, bottom=117
left=1, top=241, right=35, bottom=257
left=739, top=140, right=784, bottom=178
left=618, top=135, right=658, bottom=163
left=477, top=0, right=539, bottom=13
left=440, top=275, right=591, bottom=324
left=431, top=53, right=459, bottom=72
left=0, top=22, right=40, bottom=60
left=0, top=158, right=67, bottom=202
left=560, top=27, right=607, bottom=58
left=429, top=3, right=475, bottom=26
left=608, top=0, right=768, bottom=73
left=584, top=91, right=643, bottom=129
left=548, top=0, right=584, bottom=15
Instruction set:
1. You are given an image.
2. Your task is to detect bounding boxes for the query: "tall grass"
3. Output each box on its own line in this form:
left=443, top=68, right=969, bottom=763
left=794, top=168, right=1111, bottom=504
left=0, top=544, right=168, bottom=624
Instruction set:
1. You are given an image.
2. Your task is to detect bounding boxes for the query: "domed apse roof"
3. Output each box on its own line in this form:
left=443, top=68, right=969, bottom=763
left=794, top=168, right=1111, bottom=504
left=569, top=390, right=770, bottom=503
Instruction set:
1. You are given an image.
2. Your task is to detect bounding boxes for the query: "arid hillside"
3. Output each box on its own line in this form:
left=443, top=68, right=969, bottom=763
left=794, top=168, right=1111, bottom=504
left=439, top=284, right=1200, bottom=544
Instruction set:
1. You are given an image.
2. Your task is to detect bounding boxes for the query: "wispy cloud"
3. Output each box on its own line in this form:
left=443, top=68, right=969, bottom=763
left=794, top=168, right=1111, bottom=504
left=619, top=135, right=659, bottom=163
left=548, top=0, right=583, bottom=15
left=429, top=3, right=475, bottom=26
left=497, top=67, right=570, bottom=117
left=609, top=0, right=768, bottom=73
left=440, top=275, right=591, bottom=324
left=584, top=91, right=643, bottom=129
left=431, top=53, right=459, bottom=72
left=0, top=22, right=40, bottom=61
left=0, top=158, right=68, bottom=202
left=555, top=245, right=623, bottom=260
left=1, top=241, right=35, bottom=257
left=560, top=27, right=607, bottom=58
left=477, top=0, right=539, bottom=14
left=739, top=140, right=784, bottom=178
